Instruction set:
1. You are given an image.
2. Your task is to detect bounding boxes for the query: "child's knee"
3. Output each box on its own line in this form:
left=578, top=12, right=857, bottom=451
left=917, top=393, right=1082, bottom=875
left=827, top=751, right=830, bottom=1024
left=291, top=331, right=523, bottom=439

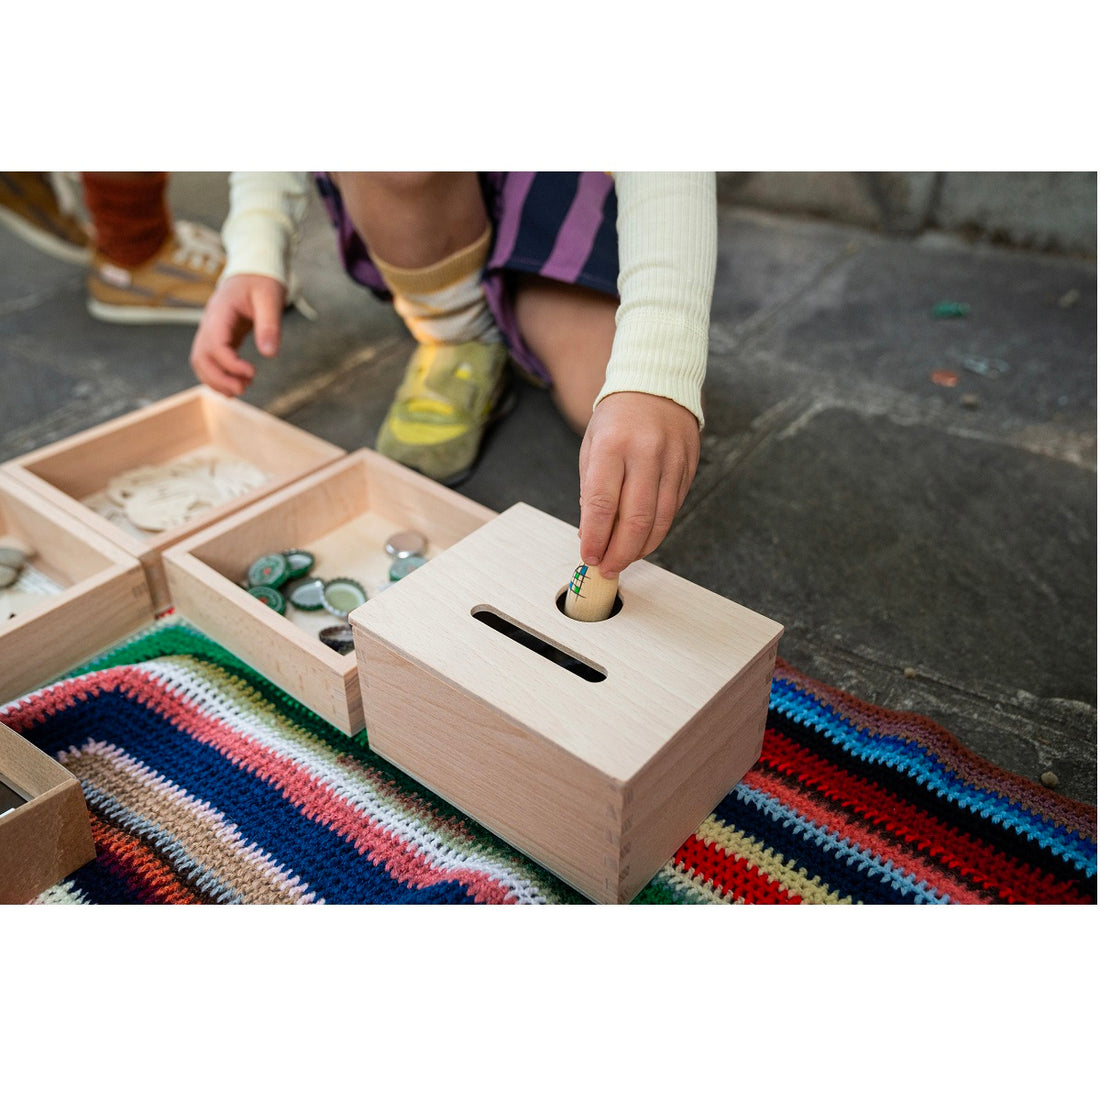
left=333, top=172, right=464, bottom=203
left=552, top=389, right=595, bottom=437
left=361, top=172, right=444, bottom=198
left=512, top=276, right=616, bottom=434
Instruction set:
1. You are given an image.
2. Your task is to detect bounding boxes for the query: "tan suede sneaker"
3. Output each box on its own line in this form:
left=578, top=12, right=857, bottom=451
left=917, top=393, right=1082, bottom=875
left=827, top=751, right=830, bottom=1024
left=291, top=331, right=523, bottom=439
left=0, top=171, right=91, bottom=264
left=87, top=220, right=225, bottom=324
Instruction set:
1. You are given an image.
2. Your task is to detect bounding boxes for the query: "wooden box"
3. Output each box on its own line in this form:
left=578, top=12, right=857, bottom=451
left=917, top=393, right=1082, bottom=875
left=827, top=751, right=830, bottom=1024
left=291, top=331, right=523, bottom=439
left=162, top=448, right=496, bottom=734
left=0, top=472, right=153, bottom=705
left=0, top=720, right=96, bottom=903
left=350, top=502, right=784, bottom=904
left=0, top=385, right=345, bottom=611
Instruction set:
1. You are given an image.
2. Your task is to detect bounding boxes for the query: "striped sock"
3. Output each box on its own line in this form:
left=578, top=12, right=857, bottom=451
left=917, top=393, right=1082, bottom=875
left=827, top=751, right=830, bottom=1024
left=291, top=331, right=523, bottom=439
left=371, top=224, right=502, bottom=346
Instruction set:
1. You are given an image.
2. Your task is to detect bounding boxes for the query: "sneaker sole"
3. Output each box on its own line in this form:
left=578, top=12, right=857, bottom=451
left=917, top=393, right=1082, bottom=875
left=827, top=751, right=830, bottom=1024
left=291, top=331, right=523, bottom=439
left=0, top=206, right=90, bottom=265
left=87, top=299, right=207, bottom=325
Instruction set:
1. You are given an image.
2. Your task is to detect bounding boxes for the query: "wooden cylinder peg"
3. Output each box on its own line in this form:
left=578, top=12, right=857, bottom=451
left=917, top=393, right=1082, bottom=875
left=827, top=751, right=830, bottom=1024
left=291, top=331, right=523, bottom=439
left=563, top=562, right=619, bottom=622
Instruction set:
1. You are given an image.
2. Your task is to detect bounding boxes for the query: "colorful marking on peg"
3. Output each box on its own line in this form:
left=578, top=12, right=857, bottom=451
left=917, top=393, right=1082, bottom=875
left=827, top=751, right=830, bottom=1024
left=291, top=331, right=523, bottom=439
left=563, top=562, right=619, bottom=622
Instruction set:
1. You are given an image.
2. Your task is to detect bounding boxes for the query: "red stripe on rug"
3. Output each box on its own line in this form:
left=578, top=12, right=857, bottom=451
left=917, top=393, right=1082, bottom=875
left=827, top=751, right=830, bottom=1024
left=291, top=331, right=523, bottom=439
left=761, top=727, right=1091, bottom=904
left=674, top=833, right=803, bottom=904
left=89, top=816, right=203, bottom=904
left=10, top=668, right=519, bottom=903
left=743, top=767, right=992, bottom=904
left=116, top=672, right=519, bottom=904
left=773, top=660, right=1097, bottom=842
left=2, top=668, right=123, bottom=730
left=334, top=754, right=484, bottom=848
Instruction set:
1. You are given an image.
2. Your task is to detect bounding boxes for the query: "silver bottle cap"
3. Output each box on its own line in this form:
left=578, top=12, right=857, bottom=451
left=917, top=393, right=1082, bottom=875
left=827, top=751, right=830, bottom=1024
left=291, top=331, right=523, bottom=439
left=384, top=530, right=427, bottom=559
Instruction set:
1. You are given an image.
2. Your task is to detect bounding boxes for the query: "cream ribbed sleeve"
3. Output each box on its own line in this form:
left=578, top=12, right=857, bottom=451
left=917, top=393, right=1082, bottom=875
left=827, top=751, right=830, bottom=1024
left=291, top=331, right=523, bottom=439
left=219, top=171, right=717, bottom=429
left=597, top=172, right=717, bottom=428
left=219, top=171, right=312, bottom=285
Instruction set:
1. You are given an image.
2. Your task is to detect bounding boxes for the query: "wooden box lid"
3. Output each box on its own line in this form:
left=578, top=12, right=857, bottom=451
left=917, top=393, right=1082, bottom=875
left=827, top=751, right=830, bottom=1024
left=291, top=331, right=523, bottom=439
left=352, top=502, right=783, bottom=782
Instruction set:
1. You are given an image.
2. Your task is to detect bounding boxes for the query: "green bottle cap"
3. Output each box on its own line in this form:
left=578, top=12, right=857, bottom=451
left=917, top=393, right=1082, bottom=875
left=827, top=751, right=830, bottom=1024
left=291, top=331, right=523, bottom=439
left=389, top=554, right=427, bottom=582
left=247, top=552, right=290, bottom=588
left=285, top=575, right=326, bottom=611
left=283, top=549, right=316, bottom=580
left=248, top=585, right=287, bottom=614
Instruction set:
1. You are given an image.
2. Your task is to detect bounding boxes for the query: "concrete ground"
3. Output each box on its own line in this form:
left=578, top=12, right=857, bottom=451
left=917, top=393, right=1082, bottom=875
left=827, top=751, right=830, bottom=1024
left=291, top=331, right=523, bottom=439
left=1, top=173, right=1095, bottom=806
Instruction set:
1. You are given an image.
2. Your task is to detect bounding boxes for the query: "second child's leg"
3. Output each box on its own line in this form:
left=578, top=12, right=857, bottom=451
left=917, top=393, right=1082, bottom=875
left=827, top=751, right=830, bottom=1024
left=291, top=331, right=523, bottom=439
left=82, top=172, right=224, bottom=325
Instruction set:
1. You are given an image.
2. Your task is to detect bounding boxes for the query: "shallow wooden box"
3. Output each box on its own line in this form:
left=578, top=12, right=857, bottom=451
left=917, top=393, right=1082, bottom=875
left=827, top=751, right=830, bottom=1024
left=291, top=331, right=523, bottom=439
left=0, top=473, right=153, bottom=705
left=162, top=448, right=496, bottom=734
left=0, top=385, right=345, bottom=611
left=351, top=502, right=784, bottom=904
left=0, top=720, right=96, bottom=903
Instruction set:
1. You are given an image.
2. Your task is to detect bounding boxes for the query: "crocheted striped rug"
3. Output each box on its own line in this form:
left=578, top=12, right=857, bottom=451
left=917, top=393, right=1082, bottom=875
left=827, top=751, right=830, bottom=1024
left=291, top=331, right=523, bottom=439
left=3, top=613, right=1094, bottom=904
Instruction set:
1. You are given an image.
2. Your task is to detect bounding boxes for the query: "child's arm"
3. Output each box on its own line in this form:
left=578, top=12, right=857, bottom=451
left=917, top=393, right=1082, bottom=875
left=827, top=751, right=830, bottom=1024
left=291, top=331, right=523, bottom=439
left=579, top=172, right=717, bottom=577
left=190, top=172, right=311, bottom=395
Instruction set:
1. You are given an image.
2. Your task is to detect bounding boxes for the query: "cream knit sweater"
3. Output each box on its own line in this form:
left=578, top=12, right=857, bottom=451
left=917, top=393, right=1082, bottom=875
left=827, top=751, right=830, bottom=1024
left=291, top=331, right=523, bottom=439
left=221, top=172, right=716, bottom=426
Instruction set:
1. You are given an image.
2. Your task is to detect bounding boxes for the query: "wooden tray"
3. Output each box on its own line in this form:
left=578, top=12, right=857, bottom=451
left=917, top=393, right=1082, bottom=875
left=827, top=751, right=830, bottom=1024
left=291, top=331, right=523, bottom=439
left=0, top=472, right=153, bottom=705
left=1, top=385, right=345, bottom=610
left=0, top=720, right=96, bottom=903
left=162, top=448, right=496, bottom=734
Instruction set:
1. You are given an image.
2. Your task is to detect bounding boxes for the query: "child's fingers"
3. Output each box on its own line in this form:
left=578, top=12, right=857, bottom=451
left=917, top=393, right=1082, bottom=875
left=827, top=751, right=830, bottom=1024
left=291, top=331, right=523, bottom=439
left=596, top=466, right=659, bottom=578
left=582, top=439, right=667, bottom=577
left=250, top=283, right=284, bottom=358
left=630, top=471, right=683, bottom=567
left=578, top=452, right=624, bottom=570
left=190, top=277, right=276, bottom=396
left=580, top=440, right=694, bottom=577
left=190, top=317, right=256, bottom=397
left=192, top=346, right=255, bottom=396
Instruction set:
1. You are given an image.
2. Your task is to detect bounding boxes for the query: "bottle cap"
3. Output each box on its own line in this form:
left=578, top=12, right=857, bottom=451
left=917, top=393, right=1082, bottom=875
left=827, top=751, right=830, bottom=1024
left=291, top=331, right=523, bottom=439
left=248, top=585, right=286, bottom=614
left=0, top=547, right=27, bottom=571
left=389, top=554, right=427, bottom=582
left=283, top=549, right=316, bottom=580
left=247, top=552, right=290, bottom=588
left=385, top=530, right=428, bottom=559
left=285, top=575, right=326, bottom=611
left=322, top=578, right=367, bottom=618
left=319, top=624, right=355, bottom=655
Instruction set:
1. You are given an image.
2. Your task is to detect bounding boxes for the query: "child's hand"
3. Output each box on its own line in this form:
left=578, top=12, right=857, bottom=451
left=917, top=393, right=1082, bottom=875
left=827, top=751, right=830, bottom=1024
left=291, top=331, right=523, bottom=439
left=578, top=391, right=701, bottom=578
left=190, top=274, right=286, bottom=396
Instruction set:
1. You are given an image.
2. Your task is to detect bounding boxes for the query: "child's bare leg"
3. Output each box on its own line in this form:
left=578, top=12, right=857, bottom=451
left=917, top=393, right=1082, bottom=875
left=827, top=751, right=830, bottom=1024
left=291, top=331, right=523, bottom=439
left=327, top=172, right=507, bottom=484
left=328, top=172, right=487, bottom=268
left=511, top=273, right=617, bottom=434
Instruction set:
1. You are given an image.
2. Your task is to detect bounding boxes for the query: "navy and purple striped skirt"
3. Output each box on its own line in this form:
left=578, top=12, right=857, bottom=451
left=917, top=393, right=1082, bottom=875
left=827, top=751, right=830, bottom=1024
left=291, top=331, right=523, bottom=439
left=314, top=172, right=619, bottom=383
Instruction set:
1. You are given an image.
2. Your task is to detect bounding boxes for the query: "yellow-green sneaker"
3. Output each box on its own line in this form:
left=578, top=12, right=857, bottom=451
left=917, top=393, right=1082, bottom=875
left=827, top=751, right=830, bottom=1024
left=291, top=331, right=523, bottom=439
left=375, top=341, right=511, bottom=484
